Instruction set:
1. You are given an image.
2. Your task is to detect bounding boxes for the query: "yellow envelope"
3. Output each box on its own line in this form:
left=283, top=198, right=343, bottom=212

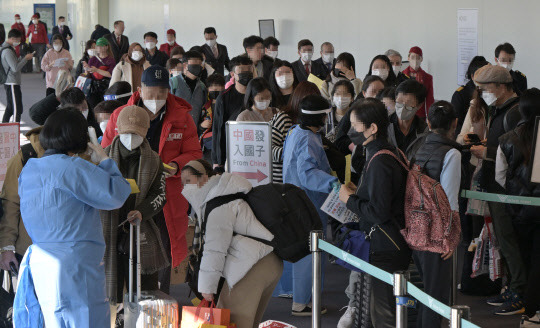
left=126, top=179, right=140, bottom=194
left=307, top=73, right=324, bottom=89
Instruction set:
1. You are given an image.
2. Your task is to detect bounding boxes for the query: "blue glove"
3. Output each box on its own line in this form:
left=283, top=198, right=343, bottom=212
left=331, top=180, right=341, bottom=192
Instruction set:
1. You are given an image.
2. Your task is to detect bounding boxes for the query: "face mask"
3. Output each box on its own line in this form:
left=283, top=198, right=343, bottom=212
left=254, top=100, right=271, bottom=110
left=410, top=59, right=421, bottom=70
left=392, top=65, right=402, bottom=76
left=276, top=74, right=294, bottom=89
left=372, top=69, right=389, bottom=81
left=12, top=42, right=20, bottom=47
left=170, top=70, right=181, bottom=78
left=81, top=110, right=89, bottom=119
left=15, top=20, right=21, bottom=24
left=99, top=120, right=109, bottom=133
left=32, top=20, right=38, bottom=25
left=301, top=52, right=313, bottom=62
left=267, top=50, right=278, bottom=59
left=333, top=96, right=351, bottom=110
left=145, top=42, right=156, bottom=50
left=119, top=133, right=144, bottom=151
left=209, top=91, right=221, bottom=100
left=481, top=91, right=497, bottom=106
left=131, top=50, right=143, bottom=61
left=395, top=103, right=418, bottom=121
left=59, top=22, right=65, bottom=27
left=386, top=105, right=396, bottom=117
left=87, top=49, right=96, bottom=57
left=498, top=61, right=513, bottom=71
left=187, top=64, right=202, bottom=77
left=347, top=127, right=365, bottom=146
left=53, top=44, right=62, bottom=52
left=236, top=71, right=253, bottom=86
left=322, top=53, right=334, bottom=64
left=168, top=40, right=175, bottom=46
left=143, top=99, right=166, bottom=114
left=206, top=39, right=217, bottom=48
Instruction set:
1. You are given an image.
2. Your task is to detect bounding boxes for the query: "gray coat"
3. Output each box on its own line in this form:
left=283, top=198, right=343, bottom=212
left=170, top=74, right=208, bottom=135
left=1, top=43, right=28, bottom=85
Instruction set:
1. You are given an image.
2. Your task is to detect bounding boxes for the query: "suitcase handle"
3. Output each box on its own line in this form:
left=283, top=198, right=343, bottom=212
left=128, top=222, right=141, bottom=303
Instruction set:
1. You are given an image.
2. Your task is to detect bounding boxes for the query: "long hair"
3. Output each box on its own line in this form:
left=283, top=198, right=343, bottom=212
left=365, top=54, right=397, bottom=87
left=269, top=60, right=299, bottom=108
left=283, top=81, right=321, bottom=124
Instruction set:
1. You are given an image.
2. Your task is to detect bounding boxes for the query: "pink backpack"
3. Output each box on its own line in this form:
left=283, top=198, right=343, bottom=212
left=367, top=149, right=461, bottom=254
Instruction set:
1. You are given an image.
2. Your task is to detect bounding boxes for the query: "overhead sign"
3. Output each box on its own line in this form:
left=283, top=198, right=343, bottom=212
left=0, top=123, right=20, bottom=190
left=226, top=121, right=272, bottom=186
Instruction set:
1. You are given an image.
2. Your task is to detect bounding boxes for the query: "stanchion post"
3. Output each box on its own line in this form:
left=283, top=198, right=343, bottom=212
left=450, top=305, right=471, bottom=328
left=451, top=254, right=458, bottom=305
left=311, top=230, right=323, bottom=328
left=394, top=271, right=409, bottom=328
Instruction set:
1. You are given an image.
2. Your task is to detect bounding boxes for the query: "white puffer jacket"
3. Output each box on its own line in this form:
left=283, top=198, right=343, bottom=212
left=192, top=173, right=274, bottom=294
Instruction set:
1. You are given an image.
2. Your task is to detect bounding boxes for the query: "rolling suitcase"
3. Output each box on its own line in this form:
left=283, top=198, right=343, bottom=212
left=124, top=222, right=179, bottom=327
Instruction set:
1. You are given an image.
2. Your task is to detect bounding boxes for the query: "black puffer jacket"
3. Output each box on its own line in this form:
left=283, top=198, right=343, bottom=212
left=499, top=126, right=540, bottom=223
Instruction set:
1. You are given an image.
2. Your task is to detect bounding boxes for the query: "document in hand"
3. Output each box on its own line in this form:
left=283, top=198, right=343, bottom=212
left=307, top=73, right=324, bottom=89
left=321, top=189, right=359, bottom=223
left=53, top=57, right=68, bottom=67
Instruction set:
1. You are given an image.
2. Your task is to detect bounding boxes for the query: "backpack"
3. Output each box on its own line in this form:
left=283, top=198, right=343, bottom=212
left=366, top=149, right=461, bottom=254
left=0, top=47, right=15, bottom=85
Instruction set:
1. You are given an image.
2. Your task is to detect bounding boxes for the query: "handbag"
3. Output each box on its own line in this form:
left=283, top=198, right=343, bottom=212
left=333, top=223, right=370, bottom=272
left=74, top=75, right=92, bottom=96
left=180, top=300, right=231, bottom=328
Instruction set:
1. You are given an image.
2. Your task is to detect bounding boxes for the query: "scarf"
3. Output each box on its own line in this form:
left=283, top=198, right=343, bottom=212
left=100, top=137, right=169, bottom=304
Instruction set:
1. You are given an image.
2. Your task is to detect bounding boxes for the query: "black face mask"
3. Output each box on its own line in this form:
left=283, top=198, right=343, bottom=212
left=347, top=127, right=366, bottom=146
left=209, top=91, right=221, bottom=100
left=187, top=64, right=203, bottom=77
left=237, top=71, right=253, bottom=86
left=334, top=68, right=342, bottom=78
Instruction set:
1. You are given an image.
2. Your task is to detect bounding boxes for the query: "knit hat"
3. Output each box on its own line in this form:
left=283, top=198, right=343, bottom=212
left=409, top=46, right=423, bottom=57
left=96, top=37, right=109, bottom=47
left=473, top=64, right=512, bottom=84
left=117, top=106, right=150, bottom=137
left=141, top=65, right=170, bottom=88
left=167, top=29, right=176, bottom=37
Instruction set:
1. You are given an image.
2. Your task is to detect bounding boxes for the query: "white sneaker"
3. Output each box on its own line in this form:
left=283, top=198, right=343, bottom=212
left=521, top=313, right=540, bottom=327
left=337, top=306, right=356, bottom=328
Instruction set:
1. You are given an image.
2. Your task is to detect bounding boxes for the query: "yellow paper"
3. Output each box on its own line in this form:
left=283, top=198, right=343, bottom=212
left=163, top=163, right=174, bottom=170
left=307, top=73, right=324, bottom=89
left=126, top=179, right=140, bottom=194
left=191, top=297, right=201, bottom=306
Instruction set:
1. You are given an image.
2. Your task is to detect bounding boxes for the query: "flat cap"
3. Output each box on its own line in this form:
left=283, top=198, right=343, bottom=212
left=473, top=64, right=512, bottom=84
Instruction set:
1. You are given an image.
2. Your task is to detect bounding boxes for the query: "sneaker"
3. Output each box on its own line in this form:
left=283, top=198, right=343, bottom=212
left=337, top=306, right=357, bottom=328
left=291, top=306, right=328, bottom=317
left=521, top=313, right=540, bottom=327
left=493, top=293, right=525, bottom=316
left=278, top=293, right=293, bottom=299
left=486, top=287, right=511, bottom=306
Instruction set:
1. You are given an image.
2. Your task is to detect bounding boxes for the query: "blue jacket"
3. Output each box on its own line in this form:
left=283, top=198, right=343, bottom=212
left=14, top=155, right=130, bottom=328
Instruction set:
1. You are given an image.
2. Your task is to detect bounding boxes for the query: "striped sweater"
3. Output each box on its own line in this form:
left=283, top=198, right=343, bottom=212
left=269, top=111, right=293, bottom=183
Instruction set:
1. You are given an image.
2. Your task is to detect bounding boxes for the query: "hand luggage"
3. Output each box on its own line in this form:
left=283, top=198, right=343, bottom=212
left=123, top=223, right=179, bottom=327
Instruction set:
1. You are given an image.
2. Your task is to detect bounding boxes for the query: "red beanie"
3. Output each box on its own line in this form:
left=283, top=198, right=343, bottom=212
left=167, top=29, right=176, bottom=37
left=409, top=46, right=423, bottom=57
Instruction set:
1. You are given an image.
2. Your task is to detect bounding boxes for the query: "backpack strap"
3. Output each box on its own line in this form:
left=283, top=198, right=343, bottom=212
left=366, top=148, right=409, bottom=172
left=20, top=143, right=37, bottom=166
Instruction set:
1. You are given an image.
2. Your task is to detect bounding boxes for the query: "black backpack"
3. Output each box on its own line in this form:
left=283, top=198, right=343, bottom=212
left=0, top=47, right=15, bottom=85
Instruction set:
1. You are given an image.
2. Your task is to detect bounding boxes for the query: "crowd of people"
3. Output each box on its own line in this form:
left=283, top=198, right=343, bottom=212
left=0, top=12, right=539, bottom=328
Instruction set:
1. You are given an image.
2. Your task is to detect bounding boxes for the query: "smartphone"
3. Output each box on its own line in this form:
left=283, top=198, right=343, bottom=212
left=9, top=262, right=18, bottom=276
left=467, top=133, right=481, bottom=143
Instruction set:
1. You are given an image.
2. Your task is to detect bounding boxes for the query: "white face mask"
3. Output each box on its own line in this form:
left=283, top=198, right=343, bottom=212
left=333, top=96, right=351, bottom=110
left=32, top=20, right=38, bottom=25
left=119, top=133, right=144, bottom=151
left=392, top=65, right=402, bottom=76
left=99, top=120, right=109, bottom=133
left=301, top=51, right=313, bottom=63
left=372, top=68, right=389, bottom=81
left=395, top=103, right=418, bottom=121
left=481, top=91, right=498, bottom=106
left=168, top=40, right=175, bottom=46
left=81, top=110, right=89, bottom=119
left=145, top=42, right=156, bottom=50
left=410, top=59, right=421, bottom=70
left=276, top=74, right=294, bottom=89
left=15, top=19, right=21, bottom=24
left=171, top=70, right=181, bottom=77
left=53, top=44, right=62, bottom=52
left=59, top=22, right=65, bottom=26
left=254, top=100, right=271, bottom=111
left=182, top=183, right=202, bottom=215
left=12, top=42, right=20, bottom=47
left=87, top=49, right=96, bottom=57
left=206, top=39, right=217, bottom=48
left=267, top=50, right=278, bottom=59
left=498, top=61, right=514, bottom=71
left=131, top=50, right=143, bottom=61
left=143, top=99, right=166, bottom=114
left=322, top=53, right=334, bottom=64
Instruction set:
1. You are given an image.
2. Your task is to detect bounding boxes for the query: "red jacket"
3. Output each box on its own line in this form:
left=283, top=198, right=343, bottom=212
left=159, top=42, right=179, bottom=57
left=11, top=22, right=26, bottom=43
left=402, top=66, right=434, bottom=120
left=102, top=91, right=203, bottom=267
left=26, top=22, right=48, bottom=44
